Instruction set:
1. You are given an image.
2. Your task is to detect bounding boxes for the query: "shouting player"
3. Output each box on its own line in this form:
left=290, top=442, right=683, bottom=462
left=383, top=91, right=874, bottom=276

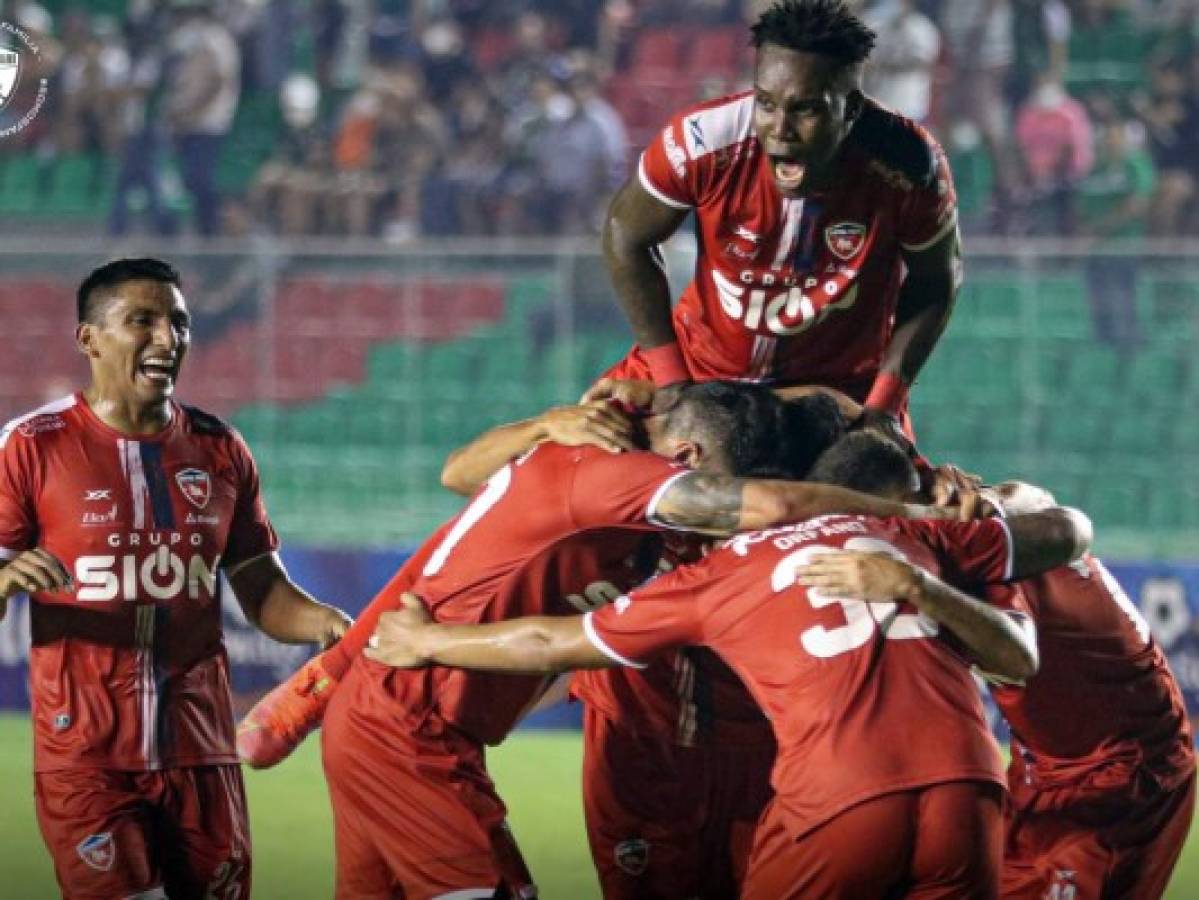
left=366, top=450, right=1092, bottom=897
left=318, top=382, right=963, bottom=899
left=596, top=0, right=959, bottom=443
left=0, top=259, right=351, bottom=899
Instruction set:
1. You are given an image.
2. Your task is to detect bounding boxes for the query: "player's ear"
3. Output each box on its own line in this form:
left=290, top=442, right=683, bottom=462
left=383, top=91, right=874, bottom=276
left=844, top=89, right=864, bottom=125
left=76, top=323, right=98, bottom=358
left=672, top=440, right=703, bottom=469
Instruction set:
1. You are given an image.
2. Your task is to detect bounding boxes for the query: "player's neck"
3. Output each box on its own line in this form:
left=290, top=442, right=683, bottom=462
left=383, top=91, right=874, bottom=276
left=82, top=386, right=173, bottom=436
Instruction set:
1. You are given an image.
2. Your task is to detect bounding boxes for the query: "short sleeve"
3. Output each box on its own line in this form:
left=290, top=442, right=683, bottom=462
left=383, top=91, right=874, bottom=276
left=0, top=430, right=39, bottom=558
left=584, top=562, right=709, bottom=667
left=639, top=116, right=700, bottom=210
left=897, top=136, right=959, bottom=252
left=222, top=431, right=279, bottom=571
left=567, top=449, right=689, bottom=532
left=898, top=517, right=1014, bottom=585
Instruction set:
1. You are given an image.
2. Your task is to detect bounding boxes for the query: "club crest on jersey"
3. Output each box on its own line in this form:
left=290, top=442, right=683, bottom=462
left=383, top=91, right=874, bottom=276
left=76, top=833, right=115, bottom=871
left=175, top=468, right=211, bottom=509
left=825, top=222, right=867, bottom=260
left=614, top=838, right=649, bottom=875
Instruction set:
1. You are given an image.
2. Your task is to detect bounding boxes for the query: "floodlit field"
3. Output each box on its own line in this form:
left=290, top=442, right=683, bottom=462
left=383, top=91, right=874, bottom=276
left=1, top=713, right=1196, bottom=898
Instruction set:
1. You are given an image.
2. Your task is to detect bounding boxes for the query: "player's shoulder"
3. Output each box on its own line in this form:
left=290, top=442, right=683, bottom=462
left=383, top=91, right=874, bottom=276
left=670, top=90, right=756, bottom=163
left=0, top=394, right=79, bottom=451
left=846, top=99, right=942, bottom=191
left=178, top=402, right=236, bottom=439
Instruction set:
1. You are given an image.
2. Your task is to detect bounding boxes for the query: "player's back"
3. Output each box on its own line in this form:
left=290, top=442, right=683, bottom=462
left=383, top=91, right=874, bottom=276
left=401, top=443, right=685, bottom=744
left=690, top=515, right=1013, bottom=839
left=993, top=557, right=1194, bottom=790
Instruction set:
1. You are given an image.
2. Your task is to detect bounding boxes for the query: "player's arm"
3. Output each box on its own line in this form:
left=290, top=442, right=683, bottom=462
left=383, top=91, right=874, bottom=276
left=602, top=176, right=691, bottom=385
left=863, top=224, right=961, bottom=433
left=654, top=473, right=954, bottom=536
left=364, top=593, right=612, bottom=674
left=1005, top=507, right=1092, bottom=578
left=227, top=552, right=353, bottom=648
left=798, top=551, right=1039, bottom=683
left=441, top=402, right=635, bottom=496
left=0, top=549, right=72, bottom=619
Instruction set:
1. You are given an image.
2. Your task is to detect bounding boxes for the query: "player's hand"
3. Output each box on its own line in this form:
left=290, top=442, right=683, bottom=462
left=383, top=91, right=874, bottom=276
left=0, top=549, right=72, bottom=600
left=316, top=606, right=354, bottom=649
left=579, top=377, right=656, bottom=411
left=363, top=592, right=434, bottom=668
left=796, top=550, right=921, bottom=603
left=538, top=401, right=635, bottom=454
left=855, top=407, right=915, bottom=454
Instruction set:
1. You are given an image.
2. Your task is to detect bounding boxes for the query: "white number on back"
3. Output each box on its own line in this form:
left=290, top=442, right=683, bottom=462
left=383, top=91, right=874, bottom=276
left=771, top=537, right=939, bottom=659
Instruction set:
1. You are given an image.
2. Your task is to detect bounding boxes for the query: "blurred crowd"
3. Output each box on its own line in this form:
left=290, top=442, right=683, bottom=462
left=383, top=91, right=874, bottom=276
left=2, top=0, right=1199, bottom=242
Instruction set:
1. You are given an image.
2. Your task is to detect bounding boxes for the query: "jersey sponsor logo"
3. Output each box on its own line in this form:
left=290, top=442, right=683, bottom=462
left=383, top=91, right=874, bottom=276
left=662, top=125, right=686, bottom=178
left=175, top=467, right=212, bottom=509
left=185, top=511, right=220, bottom=526
left=84, top=489, right=112, bottom=501
left=76, top=833, right=115, bottom=871
left=614, top=838, right=650, bottom=876
left=825, top=222, right=867, bottom=260
left=722, top=223, right=762, bottom=261
left=81, top=504, right=119, bottom=526
left=687, top=115, right=706, bottom=152
left=75, top=546, right=220, bottom=602
left=712, top=268, right=860, bottom=336
left=16, top=414, right=65, bottom=438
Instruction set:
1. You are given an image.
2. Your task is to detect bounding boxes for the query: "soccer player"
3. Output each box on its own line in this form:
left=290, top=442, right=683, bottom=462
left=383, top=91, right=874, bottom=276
left=801, top=436, right=1196, bottom=898
left=596, top=0, right=960, bottom=443
left=0, top=258, right=352, bottom=900
left=365, top=458, right=1092, bottom=897
left=318, top=382, right=959, bottom=899
left=983, top=484, right=1195, bottom=900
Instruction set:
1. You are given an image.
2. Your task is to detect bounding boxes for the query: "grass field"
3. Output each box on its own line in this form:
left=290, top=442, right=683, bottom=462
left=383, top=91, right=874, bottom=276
left=2, top=713, right=1197, bottom=898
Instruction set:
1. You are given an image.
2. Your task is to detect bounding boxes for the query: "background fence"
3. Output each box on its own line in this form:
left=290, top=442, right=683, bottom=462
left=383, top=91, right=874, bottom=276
left=0, top=237, right=1194, bottom=559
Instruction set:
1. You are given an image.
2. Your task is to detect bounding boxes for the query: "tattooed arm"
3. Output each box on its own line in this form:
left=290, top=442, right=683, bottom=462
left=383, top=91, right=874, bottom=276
left=652, top=473, right=952, bottom=537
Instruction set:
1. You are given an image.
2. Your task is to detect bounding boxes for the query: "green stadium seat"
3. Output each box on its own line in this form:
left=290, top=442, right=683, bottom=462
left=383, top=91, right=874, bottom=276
left=1034, top=276, right=1091, bottom=340
left=0, top=154, right=44, bottom=214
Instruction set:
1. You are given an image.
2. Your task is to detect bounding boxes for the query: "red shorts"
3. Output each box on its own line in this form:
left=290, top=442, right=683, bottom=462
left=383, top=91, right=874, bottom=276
left=1001, top=770, right=1196, bottom=899
left=581, top=707, right=774, bottom=900
left=743, top=780, right=1005, bottom=900
left=322, top=659, right=535, bottom=900
left=34, top=764, right=250, bottom=900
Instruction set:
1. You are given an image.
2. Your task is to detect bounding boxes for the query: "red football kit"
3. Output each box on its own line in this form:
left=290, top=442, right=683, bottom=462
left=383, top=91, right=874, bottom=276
left=320, top=443, right=690, bottom=900
left=604, top=93, right=957, bottom=401
left=993, top=556, right=1196, bottom=899
left=585, top=514, right=1023, bottom=898
left=0, top=394, right=277, bottom=900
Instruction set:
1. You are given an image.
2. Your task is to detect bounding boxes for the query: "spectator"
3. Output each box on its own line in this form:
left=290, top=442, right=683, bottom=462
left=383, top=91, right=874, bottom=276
left=1078, top=109, right=1155, bottom=356
left=1009, top=0, right=1070, bottom=105
left=163, top=0, right=241, bottom=236
left=862, top=0, right=941, bottom=125
left=566, top=51, right=627, bottom=191
left=250, top=73, right=333, bottom=235
left=1015, top=69, right=1094, bottom=234
left=1134, top=57, right=1199, bottom=235
left=56, top=11, right=128, bottom=157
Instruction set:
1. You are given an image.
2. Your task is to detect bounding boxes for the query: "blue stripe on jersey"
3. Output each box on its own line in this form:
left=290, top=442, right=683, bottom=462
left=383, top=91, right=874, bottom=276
left=793, top=201, right=824, bottom=271
left=139, top=443, right=176, bottom=530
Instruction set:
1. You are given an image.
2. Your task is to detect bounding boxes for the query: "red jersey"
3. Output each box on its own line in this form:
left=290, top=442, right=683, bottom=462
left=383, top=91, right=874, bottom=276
left=389, top=443, right=688, bottom=746
left=586, top=514, right=1020, bottom=839
left=640, top=93, right=956, bottom=389
left=992, top=556, right=1195, bottom=808
left=0, top=395, right=277, bottom=773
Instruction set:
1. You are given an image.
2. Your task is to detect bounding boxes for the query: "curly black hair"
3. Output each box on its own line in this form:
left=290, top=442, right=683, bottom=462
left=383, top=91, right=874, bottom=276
left=750, top=0, right=876, bottom=67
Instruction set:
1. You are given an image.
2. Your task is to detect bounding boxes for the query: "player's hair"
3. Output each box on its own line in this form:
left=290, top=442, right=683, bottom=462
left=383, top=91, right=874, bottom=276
left=750, top=0, right=876, bottom=67
left=662, top=381, right=783, bottom=477
left=806, top=431, right=917, bottom=498
left=77, top=257, right=182, bottom=324
left=775, top=393, right=849, bottom=480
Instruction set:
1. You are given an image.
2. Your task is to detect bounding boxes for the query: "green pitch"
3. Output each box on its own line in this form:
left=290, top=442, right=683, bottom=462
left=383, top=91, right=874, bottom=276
left=1, top=713, right=1196, bottom=899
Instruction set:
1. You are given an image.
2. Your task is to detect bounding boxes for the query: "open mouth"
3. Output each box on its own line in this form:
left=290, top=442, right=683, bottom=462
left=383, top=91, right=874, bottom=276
left=771, top=156, right=807, bottom=191
left=137, top=358, right=177, bottom=387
